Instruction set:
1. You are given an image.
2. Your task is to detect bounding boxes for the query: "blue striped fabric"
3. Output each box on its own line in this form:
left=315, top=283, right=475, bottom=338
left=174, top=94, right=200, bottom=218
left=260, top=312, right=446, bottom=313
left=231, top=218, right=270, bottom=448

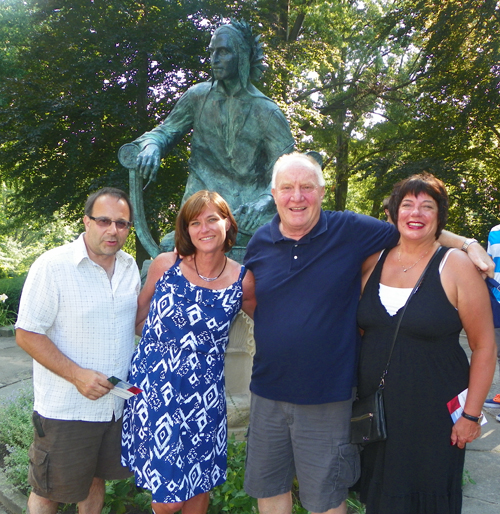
left=488, top=224, right=500, bottom=281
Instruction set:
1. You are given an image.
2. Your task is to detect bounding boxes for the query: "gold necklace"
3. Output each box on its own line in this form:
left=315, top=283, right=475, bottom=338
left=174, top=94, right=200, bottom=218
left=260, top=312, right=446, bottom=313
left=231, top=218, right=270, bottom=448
left=397, top=247, right=431, bottom=272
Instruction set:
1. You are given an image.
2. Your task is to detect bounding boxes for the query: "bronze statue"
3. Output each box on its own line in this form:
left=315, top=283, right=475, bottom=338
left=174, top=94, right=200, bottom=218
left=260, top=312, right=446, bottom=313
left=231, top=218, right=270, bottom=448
left=119, top=20, right=294, bottom=259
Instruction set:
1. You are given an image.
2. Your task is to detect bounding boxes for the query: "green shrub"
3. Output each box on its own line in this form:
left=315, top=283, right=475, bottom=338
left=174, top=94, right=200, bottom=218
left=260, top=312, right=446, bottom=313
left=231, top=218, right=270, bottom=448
left=0, top=385, right=34, bottom=494
left=0, top=385, right=34, bottom=450
left=103, top=477, right=151, bottom=514
left=208, top=434, right=257, bottom=513
left=0, top=299, right=15, bottom=326
left=0, top=390, right=365, bottom=514
left=0, top=274, right=27, bottom=321
left=3, top=444, right=30, bottom=496
left=347, top=491, right=366, bottom=514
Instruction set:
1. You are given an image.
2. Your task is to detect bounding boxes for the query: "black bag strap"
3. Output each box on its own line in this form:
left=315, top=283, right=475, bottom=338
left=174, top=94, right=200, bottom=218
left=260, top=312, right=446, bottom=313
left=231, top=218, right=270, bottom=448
left=378, top=245, right=443, bottom=389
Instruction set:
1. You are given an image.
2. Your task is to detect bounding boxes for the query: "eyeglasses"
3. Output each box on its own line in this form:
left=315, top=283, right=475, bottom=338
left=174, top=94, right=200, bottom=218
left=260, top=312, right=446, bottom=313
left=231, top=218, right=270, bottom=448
left=88, top=215, right=133, bottom=230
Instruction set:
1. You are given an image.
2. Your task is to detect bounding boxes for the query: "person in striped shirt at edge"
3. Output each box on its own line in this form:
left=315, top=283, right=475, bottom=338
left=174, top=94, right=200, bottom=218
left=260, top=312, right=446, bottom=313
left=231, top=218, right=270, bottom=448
left=485, top=223, right=500, bottom=421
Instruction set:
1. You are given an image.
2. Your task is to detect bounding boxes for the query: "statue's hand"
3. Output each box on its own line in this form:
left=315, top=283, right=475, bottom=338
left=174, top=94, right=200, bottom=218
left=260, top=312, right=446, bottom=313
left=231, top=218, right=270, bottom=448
left=136, top=144, right=161, bottom=181
left=234, top=195, right=275, bottom=235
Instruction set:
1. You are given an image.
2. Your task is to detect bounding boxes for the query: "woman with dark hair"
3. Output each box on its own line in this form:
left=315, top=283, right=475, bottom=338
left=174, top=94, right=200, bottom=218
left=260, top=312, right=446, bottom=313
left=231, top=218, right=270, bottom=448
left=356, top=173, right=496, bottom=514
left=121, top=190, right=255, bottom=514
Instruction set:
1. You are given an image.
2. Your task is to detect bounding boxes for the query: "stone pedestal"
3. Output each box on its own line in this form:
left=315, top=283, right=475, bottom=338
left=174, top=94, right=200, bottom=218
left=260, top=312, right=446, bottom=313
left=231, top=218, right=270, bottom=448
left=0, top=325, right=14, bottom=337
left=225, top=311, right=255, bottom=439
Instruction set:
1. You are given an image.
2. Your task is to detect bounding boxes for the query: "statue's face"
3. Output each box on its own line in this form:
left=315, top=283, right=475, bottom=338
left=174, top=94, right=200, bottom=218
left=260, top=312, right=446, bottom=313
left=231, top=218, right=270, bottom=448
left=209, top=32, right=239, bottom=81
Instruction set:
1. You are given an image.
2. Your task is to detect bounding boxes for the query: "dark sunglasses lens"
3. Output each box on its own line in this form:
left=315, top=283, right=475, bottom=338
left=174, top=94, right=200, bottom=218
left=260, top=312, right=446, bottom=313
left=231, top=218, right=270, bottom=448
left=92, top=216, right=130, bottom=229
left=96, top=218, right=112, bottom=227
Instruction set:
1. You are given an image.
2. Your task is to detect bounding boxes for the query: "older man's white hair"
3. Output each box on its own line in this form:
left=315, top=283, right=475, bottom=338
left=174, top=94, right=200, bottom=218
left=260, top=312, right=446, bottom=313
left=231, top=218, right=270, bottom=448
left=271, top=152, right=325, bottom=189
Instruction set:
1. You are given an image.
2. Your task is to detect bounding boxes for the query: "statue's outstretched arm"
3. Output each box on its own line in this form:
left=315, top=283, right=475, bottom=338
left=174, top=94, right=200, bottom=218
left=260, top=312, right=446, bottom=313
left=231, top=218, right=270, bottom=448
left=133, top=89, right=195, bottom=181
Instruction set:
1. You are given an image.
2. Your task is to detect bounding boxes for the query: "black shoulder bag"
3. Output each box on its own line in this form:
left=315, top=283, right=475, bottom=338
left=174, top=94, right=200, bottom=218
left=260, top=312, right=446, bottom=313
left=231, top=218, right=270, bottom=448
left=350, top=246, right=442, bottom=445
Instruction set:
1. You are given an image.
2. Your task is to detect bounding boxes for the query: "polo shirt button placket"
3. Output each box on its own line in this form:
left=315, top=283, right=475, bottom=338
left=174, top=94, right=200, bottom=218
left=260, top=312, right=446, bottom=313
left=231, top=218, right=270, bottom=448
left=291, top=244, right=301, bottom=270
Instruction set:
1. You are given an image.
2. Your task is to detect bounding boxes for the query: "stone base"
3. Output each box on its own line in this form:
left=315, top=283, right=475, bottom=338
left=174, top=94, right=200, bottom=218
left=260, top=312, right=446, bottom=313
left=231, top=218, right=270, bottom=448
left=227, top=392, right=250, bottom=428
left=0, top=468, right=27, bottom=514
left=225, top=311, right=255, bottom=433
left=227, top=425, right=248, bottom=442
left=0, top=325, right=14, bottom=337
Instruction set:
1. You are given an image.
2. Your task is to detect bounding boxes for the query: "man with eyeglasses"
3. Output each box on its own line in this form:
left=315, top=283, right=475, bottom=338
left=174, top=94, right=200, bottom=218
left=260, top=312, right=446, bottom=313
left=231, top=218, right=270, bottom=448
left=15, top=187, right=141, bottom=514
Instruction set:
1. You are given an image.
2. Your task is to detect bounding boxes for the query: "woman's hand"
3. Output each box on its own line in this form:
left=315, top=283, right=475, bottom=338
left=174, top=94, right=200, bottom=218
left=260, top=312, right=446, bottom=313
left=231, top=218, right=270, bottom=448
left=441, top=249, right=496, bottom=450
left=450, top=417, right=481, bottom=449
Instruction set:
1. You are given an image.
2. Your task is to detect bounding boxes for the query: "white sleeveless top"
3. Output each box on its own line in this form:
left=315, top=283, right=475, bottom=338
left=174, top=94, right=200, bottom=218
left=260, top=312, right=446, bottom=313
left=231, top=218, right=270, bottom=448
left=378, top=248, right=456, bottom=316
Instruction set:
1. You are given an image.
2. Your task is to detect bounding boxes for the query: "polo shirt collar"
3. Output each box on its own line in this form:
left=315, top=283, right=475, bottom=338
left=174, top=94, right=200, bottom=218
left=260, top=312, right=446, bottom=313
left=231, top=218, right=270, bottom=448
left=270, top=210, right=328, bottom=244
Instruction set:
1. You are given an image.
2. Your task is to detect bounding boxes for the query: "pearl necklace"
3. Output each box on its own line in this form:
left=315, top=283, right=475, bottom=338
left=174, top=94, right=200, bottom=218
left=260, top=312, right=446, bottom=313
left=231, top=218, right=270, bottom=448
left=194, top=255, right=227, bottom=282
left=397, top=247, right=431, bottom=272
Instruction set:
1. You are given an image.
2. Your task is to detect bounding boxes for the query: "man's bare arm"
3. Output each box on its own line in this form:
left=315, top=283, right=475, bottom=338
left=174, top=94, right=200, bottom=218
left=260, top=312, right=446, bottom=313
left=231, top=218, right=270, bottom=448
left=439, top=230, right=494, bottom=277
left=16, top=328, right=112, bottom=400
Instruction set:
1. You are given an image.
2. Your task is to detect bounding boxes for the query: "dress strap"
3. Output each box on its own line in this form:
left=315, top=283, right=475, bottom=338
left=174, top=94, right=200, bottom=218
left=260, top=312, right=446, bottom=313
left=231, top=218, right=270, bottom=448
left=438, top=248, right=457, bottom=274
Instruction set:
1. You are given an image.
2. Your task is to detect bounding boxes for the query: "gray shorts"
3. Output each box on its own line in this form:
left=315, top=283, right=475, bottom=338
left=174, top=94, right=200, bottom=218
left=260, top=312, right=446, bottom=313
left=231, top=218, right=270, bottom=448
left=28, top=412, right=131, bottom=503
left=244, top=392, right=360, bottom=513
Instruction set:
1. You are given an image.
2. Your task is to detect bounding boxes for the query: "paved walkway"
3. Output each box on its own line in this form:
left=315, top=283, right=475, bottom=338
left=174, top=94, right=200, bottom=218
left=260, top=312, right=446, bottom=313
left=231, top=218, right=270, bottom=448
left=0, top=331, right=499, bottom=513
left=459, top=333, right=500, bottom=513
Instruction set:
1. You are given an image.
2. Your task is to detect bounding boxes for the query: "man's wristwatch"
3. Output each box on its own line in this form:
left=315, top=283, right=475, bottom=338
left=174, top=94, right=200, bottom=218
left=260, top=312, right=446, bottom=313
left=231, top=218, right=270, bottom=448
left=461, top=238, right=478, bottom=252
left=461, top=411, right=483, bottom=424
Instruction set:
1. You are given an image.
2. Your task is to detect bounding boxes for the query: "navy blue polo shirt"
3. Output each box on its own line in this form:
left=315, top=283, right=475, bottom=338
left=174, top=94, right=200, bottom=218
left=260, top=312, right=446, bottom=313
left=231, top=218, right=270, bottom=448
left=244, top=209, right=399, bottom=404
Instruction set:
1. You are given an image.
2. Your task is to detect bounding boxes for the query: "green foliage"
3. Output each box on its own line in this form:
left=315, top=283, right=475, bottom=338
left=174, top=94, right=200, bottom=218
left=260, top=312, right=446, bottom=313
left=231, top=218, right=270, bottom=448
left=0, top=275, right=27, bottom=321
left=0, top=386, right=34, bottom=450
left=347, top=491, right=366, bottom=514
left=2, top=0, right=499, bottom=249
left=0, top=219, right=80, bottom=276
left=0, top=389, right=366, bottom=513
left=0, top=386, right=34, bottom=495
left=0, top=184, right=80, bottom=276
left=208, top=434, right=257, bottom=513
left=0, top=0, right=228, bottom=260
left=3, top=444, right=30, bottom=496
left=0, top=385, right=153, bottom=510
left=462, top=468, right=476, bottom=487
left=0, top=298, right=15, bottom=326
left=103, top=476, right=152, bottom=514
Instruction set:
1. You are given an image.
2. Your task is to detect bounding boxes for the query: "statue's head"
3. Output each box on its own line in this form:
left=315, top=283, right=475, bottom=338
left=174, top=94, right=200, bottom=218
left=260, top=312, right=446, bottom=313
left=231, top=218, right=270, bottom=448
left=209, top=20, right=265, bottom=87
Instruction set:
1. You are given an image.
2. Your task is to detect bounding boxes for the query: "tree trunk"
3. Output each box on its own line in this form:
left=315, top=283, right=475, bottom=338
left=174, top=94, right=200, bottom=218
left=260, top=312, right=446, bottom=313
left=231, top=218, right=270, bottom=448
left=335, top=112, right=349, bottom=211
left=369, top=172, right=389, bottom=219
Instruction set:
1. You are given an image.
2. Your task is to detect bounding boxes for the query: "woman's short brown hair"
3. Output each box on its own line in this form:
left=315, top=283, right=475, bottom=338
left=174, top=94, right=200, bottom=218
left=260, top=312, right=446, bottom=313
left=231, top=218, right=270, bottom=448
left=388, top=173, right=449, bottom=239
left=175, top=190, right=238, bottom=256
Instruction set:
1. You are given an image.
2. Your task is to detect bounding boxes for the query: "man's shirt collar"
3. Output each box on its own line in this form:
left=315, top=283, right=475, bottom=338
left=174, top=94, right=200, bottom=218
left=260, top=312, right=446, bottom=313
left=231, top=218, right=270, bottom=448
left=72, top=233, right=132, bottom=269
left=270, top=210, right=328, bottom=244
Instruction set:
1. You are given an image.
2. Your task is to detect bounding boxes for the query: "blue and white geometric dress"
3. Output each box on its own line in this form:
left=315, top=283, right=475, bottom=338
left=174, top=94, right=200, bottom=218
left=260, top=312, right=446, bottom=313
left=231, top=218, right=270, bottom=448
left=121, top=259, right=245, bottom=502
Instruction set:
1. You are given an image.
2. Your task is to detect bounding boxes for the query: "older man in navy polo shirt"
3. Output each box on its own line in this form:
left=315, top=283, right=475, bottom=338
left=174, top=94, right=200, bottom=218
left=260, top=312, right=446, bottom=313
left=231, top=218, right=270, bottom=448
left=242, top=152, right=493, bottom=514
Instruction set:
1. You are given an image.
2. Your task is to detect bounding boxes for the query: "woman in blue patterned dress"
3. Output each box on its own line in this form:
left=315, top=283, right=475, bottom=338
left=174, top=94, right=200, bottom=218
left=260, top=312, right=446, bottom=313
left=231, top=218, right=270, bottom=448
left=121, top=191, right=256, bottom=514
